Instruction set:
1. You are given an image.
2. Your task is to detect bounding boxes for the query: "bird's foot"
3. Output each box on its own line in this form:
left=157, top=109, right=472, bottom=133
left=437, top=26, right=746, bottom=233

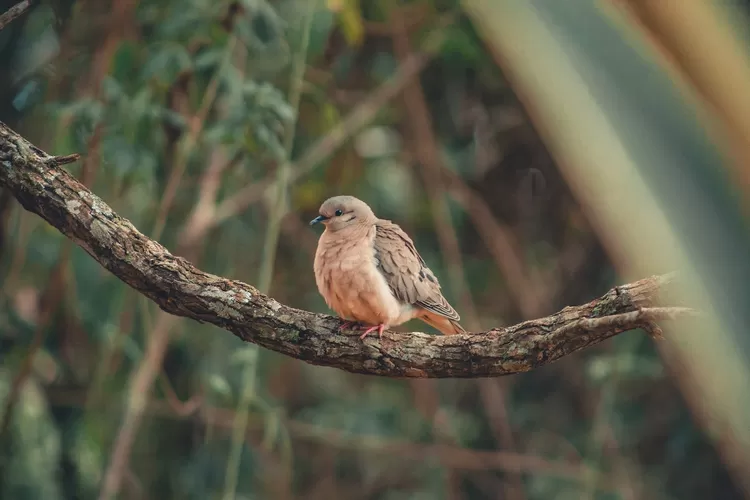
left=338, top=320, right=360, bottom=332
left=360, top=323, right=386, bottom=340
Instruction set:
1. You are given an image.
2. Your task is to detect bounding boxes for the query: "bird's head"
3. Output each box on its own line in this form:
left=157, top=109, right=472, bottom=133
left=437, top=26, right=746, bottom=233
left=310, top=195, right=375, bottom=232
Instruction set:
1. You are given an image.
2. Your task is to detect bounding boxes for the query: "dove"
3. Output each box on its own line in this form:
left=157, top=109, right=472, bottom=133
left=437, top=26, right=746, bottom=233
left=310, top=195, right=465, bottom=340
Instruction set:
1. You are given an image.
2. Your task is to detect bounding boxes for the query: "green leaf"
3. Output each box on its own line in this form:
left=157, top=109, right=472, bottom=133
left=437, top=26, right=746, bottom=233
left=207, top=374, right=234, bottom=400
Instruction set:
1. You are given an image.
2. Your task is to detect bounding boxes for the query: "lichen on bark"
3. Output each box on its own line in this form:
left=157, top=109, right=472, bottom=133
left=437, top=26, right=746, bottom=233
left=0, top=121, right=692, bottom=378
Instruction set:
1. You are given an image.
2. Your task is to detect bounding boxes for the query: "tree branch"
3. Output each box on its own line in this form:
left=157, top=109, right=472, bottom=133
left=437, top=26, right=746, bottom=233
left=0, top=0, right=30, bottom=32
left=0, top=121, right=692, bottom=377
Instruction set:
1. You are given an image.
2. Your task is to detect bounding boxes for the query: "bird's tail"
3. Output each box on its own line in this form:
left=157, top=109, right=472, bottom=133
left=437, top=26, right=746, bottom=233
left=419, top=312, right=467, bottom=335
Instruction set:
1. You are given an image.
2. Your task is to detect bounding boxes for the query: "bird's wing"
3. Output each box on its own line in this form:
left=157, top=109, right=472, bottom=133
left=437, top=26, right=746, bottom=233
left=373, top=220, right=460, bottom=322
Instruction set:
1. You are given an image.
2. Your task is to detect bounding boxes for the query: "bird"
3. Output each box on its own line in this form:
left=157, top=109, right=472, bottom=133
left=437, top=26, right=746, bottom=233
left=310, top=195, right=466, bottom=340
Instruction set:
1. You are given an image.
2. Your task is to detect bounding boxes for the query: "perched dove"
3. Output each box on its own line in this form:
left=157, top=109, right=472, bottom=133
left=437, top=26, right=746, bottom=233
left=310, top=195, right=465, bottom=339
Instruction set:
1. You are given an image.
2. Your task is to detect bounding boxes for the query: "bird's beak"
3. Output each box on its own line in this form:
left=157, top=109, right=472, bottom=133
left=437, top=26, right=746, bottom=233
left=309, top=215, right=328, bottom=226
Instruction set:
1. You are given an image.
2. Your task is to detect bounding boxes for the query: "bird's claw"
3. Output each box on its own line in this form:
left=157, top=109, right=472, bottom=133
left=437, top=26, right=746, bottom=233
left=359, top=324, right=386, bottom=340
left=338, top=320, right=359, bottom=332
left=337, top=320, right=386, bottom=340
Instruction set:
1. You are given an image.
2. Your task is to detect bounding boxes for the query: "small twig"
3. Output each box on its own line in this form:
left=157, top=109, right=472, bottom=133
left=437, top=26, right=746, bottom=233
left=48, top=153, right=80, bottom=166
left=158, top=370, right=204, bottom=417
left=0, top=0, right=30, bottom=32
left=565, top=307, right=697, bottom=337
left=178, top=150, right=240, bottom=254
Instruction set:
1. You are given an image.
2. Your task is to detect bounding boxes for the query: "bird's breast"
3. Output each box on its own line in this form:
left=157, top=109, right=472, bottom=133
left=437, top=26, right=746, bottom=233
left=313, top=232, right=407, bottom=325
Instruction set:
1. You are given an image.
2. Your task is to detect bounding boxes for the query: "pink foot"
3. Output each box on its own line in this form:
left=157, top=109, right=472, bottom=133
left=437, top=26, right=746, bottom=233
left=338, top=320, right=359, bottom=332
left=360, top=323, right=386, bottom=340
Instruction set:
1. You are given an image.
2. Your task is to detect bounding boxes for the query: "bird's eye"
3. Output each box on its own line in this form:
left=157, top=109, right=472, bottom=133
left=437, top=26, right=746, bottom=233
left=334, top=209, right=343, bottom=216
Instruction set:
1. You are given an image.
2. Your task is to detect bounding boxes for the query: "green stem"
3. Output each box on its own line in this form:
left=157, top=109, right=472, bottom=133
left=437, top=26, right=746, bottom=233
left=581, top=362, right=622, bottom=499
left=221, top=2, right=317, bottom=498
left=256, top=5, right=315, bottom=294
left=221, top=349, right=258, bottom=500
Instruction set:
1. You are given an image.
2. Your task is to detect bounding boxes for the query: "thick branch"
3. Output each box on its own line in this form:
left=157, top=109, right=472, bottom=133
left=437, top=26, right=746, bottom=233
left=0, top=122, right=689, bottom=377
left=0, top=0, right=30, bottom=32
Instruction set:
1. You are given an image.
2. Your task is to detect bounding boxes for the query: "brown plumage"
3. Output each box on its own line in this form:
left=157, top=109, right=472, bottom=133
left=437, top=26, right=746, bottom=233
left=310, top=195, right=465, bottom=339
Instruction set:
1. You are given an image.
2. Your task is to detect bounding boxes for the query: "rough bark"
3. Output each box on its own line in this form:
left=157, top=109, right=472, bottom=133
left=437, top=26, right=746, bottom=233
left=0, top=0, right=30, bottom=32
left=0, top=121, right=690, bottom=377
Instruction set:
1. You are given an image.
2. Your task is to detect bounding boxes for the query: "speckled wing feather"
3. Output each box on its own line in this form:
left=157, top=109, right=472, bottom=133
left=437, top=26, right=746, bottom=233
left=373, top=220, right=460, bottom=322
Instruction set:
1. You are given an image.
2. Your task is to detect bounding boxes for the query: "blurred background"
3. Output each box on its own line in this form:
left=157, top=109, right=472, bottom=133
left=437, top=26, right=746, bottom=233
left=2, top=0, right=750, bottom=498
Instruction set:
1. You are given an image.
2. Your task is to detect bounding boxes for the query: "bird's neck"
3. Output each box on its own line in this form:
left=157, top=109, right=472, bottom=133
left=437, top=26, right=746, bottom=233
left=322, top=223, right=373, bottom=245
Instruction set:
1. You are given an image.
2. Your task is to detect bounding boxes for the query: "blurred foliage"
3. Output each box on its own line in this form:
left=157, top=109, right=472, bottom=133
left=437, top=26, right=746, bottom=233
left=0, top=0, right=748, bottom=499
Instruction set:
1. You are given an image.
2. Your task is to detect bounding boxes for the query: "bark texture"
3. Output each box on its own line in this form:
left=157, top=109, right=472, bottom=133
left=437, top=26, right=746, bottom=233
left=0, top=121, right=689, bottom=378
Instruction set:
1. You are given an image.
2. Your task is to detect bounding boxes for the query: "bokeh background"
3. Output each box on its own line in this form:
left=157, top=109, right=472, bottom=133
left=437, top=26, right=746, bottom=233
left=2, top=0, right=750, bottom=499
